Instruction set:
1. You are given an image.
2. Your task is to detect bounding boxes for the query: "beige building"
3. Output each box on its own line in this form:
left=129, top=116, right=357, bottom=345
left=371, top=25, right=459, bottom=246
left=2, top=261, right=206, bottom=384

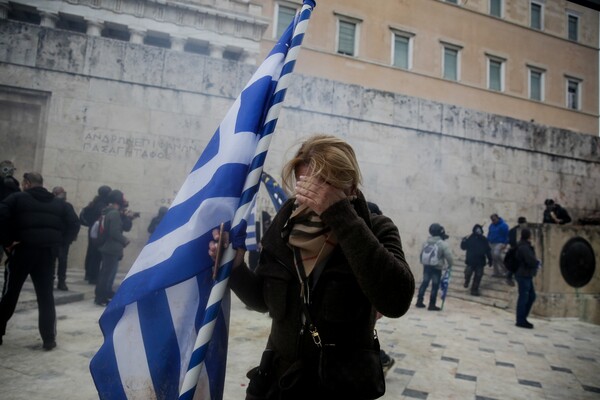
left=261, top=0, right=599, bottom=135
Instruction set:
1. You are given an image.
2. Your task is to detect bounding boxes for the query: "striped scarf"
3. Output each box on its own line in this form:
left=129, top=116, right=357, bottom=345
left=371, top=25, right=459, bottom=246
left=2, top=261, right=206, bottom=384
left=287, top=204, right=337, bottom=277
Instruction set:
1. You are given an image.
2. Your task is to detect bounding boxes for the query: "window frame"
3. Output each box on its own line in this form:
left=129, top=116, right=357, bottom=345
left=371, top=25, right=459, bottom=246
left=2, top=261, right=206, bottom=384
left=274, top=3, right=299, bottom=39
left=567, top=12, right=579, bottom=42
left=530, top=1, right=544, bottom=30
left=487, top=55, right=505, bottom=92
left=391, top=29, right=414, bottom=70
left=527, top=66, right=545, bottom=102
left=489, top=0, right=503, bottom=18
left=441, top=43, right=462, bottom=81
left=335, top=14, right=361, bottom=57
left=566, top=77, right=582, bottom=110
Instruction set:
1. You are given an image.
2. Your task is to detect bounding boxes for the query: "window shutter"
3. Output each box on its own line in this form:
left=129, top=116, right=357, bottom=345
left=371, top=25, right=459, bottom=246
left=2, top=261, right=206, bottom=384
left=338, top=20, right=356, bottom=56
left=277, top=6, right=296, bottom=38
left=394, top=36, right=409, bottom=68
left=444, top=48, right=458, bottom=80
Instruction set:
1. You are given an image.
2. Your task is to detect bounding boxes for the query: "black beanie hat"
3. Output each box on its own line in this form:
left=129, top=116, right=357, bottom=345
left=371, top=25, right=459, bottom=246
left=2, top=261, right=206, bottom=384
left=107, top=189, right=125, bottom=206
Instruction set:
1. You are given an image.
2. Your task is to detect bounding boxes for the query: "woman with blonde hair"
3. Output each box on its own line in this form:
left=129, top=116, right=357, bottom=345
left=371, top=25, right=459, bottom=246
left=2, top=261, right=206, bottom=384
left=210, top=134, right=414, bottom=399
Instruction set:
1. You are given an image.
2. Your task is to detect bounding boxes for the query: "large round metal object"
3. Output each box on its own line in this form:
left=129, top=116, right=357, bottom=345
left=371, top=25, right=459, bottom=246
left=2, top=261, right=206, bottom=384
left=559, top=237, right=596, bottom=288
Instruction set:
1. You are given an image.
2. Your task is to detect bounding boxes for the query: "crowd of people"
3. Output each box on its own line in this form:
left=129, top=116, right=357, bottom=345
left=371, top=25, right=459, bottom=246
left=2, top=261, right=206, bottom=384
left=0, top=161, right=145, bottom=349
left=0, top=141, right=574, bottom=398
left=416, top=201, right=571, bottom=330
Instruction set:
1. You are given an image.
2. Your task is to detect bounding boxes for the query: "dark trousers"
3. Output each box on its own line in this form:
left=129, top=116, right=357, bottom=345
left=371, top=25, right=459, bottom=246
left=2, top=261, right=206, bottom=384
left=417, top=265, right=442, bottom=306
left=515, top=276, right=536, bottom=324
left=84, top=232, right=102, bottom=283
left=464, top=264, right=484, bottom=293
left=0, top=245, right=56, bottom=343
left=95, top=253, right=119, bottom=303
left=54, top=243, right=70, bottom=283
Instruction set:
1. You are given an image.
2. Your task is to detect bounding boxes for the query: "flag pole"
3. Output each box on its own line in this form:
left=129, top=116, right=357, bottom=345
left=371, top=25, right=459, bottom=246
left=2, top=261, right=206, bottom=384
left=178, top=2, right=316, bottom=399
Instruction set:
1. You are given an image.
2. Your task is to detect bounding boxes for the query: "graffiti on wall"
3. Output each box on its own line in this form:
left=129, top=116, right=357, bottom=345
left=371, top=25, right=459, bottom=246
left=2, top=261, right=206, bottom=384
left=82, top=131, right=205, bottom=161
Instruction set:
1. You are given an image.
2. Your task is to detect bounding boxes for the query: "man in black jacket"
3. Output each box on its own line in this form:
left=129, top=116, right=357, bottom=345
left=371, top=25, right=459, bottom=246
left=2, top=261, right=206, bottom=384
left=543, top=199, right=571, bottom=224
left=80, top=185, right=111, bottom=284
left=460, top=224, right=492, bottom=296
left=515, top=228, right=538, bottom=329
left=0, top=172, right=80, bottom=349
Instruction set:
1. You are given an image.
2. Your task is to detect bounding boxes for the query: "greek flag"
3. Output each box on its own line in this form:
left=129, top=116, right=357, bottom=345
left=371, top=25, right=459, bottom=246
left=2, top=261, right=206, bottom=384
left=89, top=2, right=316, bottom=399
left=261, top=171, right=288, bottom=211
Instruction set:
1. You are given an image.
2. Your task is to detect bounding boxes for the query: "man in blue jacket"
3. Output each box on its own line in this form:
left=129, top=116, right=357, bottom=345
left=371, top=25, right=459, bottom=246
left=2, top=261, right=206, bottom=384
left=487, top=213, right=509, bottom=278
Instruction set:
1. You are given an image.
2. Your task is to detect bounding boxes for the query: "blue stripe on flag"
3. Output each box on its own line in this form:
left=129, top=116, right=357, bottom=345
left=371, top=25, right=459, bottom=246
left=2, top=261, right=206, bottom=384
left=90, top=1, right=315, bottom=399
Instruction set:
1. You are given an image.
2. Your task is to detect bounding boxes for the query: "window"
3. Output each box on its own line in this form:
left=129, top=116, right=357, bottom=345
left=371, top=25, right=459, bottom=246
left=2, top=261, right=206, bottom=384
left=566, top=78, right=581, bottom=110
left=337, top=17, right=359, bottom=56
left=101, top=22, right=131, bottom=42
left=275, top=4, right=297, bottom=38
left=144, top=31, right=171, bottom=49
left=443, top=45, right=460, bottom=81
left=568, top=14, right=579, bottom=41
left=56, top=14, right=87, bottom=33
left=490, top=0, right=502, bottom=17
left=446, top=0, right=458, bottom=3
left=392, top=32, right=412, bottom=69
left=487, top=57, right=504, bottom=91
left=528, top=68, right=544, bottom=101
left=530, top=2, right=543, bottom=30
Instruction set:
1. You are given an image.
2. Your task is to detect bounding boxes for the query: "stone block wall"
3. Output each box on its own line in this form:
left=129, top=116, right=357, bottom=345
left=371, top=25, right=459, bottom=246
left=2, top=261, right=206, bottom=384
left=1, top=20, right=599, bottom=281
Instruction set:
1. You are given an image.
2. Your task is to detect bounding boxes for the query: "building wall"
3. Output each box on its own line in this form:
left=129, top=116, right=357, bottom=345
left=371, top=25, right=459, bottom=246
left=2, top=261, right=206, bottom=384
left=1, top=20, right=599, bottom=275
left=261, top=0, right=599, bottom=135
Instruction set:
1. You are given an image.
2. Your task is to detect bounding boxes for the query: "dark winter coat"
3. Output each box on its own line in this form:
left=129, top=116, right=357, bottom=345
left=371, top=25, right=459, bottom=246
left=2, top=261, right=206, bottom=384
left=515, top=239, right=538, bottom=278
left=0, top=186, right=80, bottom=247
left=98, top=207, right=131, bottom=258
left=80, top=196, right=110, bottom=228
left=0, top=176, right=20, bottom=201
left=543, top=204, right=572, bottom=224
left=229, top=192, right=414, bottom=386
left=460, top=233, right=492, bottom=268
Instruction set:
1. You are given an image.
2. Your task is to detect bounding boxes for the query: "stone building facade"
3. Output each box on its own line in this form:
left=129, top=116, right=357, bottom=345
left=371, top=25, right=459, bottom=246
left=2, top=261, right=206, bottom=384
left=261, top=0, right=599, bottom=135
left=1, top=19, right=599, bottom=278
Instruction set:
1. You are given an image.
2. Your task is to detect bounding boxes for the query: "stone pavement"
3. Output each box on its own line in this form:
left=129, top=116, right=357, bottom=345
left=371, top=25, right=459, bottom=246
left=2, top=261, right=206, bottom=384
left=1, top=267, right=600, bottom=400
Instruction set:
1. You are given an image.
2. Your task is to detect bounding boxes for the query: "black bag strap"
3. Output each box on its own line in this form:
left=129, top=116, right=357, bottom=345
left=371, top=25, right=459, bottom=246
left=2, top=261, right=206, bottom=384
left=292, top=247, right=379, bottom=350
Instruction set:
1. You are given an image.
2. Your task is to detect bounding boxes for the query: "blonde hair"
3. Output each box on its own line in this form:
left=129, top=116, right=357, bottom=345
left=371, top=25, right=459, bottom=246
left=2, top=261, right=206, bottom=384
left=281, top=135, right=362, bottom=194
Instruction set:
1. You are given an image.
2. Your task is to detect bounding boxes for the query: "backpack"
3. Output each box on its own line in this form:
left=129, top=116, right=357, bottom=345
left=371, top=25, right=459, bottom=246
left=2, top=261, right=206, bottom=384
left=90, top=215, right=107, bottom=246
left=421, top=242, right=440, bottom=266
left=504, top=247, right=518, bottom=273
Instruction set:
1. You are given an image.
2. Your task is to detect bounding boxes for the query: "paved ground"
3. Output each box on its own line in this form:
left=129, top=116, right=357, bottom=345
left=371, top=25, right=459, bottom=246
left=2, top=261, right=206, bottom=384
left=1, top=266, right=600, bottom=400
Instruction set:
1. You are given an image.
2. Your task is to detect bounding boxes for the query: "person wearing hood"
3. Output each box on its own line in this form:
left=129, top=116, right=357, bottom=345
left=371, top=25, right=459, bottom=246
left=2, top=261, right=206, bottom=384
left=0, top=172, right=79, bottom=350
left=487, top=213, right=509, bottom=278
left=94, top=190, right=133, bottom=306
left=147, top=206, right=168, bottom=235
left=80, top=185, right=112, bottom=284
left=460, top=224, right=492, bottom=296
left=0, top=160, right=20, bottom=201
left=415, top=223, right=453, bottom=311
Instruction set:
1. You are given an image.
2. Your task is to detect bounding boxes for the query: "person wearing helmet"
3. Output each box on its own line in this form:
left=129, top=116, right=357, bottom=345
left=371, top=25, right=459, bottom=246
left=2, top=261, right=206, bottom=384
left=460, top=224, right=492, bottom=296
left=415, top=223, right=453, bottom=311
left=0, top=160, right=20, bottom=201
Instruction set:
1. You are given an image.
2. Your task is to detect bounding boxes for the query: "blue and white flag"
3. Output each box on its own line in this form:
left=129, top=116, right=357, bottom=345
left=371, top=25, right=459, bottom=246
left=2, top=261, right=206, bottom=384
left=245, top=202, right=258, bottom=251
left=89, top=2, right=316, bottom=399
left=261, top=171, right=288, bottom=211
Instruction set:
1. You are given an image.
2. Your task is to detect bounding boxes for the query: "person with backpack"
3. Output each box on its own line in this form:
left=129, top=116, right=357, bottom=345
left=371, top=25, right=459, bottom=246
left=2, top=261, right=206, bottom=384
left=94, top=190, right=132, bottom=306
left=80, top=185, right=112, bottom=284
left=460, top=224, right=492, bottom=296
left=416, top=223, right=453, bottom=311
